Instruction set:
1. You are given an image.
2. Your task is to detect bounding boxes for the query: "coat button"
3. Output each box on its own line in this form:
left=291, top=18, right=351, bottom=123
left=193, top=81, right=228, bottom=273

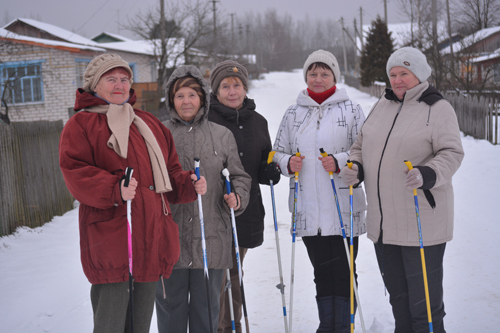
left=114, top=203, right=118, bottom=207
left=149, top=185, right=154, bottom=190
left=239, top=152, right=243, bottom=156
left=239, top=125, right=243, bottom=129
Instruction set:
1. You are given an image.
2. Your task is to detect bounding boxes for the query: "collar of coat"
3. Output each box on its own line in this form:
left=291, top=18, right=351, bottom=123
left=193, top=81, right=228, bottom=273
left=384, top=83, right=444, bottom=106
left=209, top=93, right=256, bottom=122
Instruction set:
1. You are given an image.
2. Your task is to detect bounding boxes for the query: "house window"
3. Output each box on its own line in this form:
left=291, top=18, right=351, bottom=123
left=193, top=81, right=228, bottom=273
left=150, top=61, right=158, bottom=82
left=75, top=58, right=91, bottom=89
left=0, top=60, right=44, bottom=104
left=494, top=64, right=500, bottom=83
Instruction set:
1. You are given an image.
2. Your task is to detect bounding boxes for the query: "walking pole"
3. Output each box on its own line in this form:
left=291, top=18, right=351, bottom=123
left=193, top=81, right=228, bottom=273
left=124, top=167, right=134, bottom=333
left=289, top=150, right=300, bottom=333
left=194, top=158, right=214, bottom=333
left=224, top=268, right=237, bottom=333
left=268, top=151, right=289, bottom=333
left=221, top=168, right=250, bottom=333
left=404, top=160, right=434, bottom=333
left=319, top=149, right=366, bottom=333
left=347, top=162, right=355, bottom=333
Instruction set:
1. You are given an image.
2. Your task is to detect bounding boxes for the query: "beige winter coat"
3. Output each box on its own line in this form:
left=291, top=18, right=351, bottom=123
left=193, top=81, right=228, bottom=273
left=348, top=82, right=464, bottom=246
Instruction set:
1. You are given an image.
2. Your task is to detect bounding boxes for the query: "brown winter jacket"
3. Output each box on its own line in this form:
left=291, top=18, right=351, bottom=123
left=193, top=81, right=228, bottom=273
left=59, top=89, right=197, bottom=284
left=348, top=82, right=464, bottom=246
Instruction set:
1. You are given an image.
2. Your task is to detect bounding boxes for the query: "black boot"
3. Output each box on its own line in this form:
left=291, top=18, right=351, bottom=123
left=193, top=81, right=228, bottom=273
left=333, top=295, right=356, bottom=333
left=316, top=295, right=335, bottom=333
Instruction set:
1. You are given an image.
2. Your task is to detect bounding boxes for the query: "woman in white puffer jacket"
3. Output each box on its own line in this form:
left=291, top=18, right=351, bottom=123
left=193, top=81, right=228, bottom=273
left=273, top=49, right=366, bottom=333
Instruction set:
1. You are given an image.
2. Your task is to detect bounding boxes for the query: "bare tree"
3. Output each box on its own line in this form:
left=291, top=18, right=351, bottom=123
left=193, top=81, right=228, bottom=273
left=453, top=0, right=500, bottom=34
left=126, top=0, right=214, bottom=97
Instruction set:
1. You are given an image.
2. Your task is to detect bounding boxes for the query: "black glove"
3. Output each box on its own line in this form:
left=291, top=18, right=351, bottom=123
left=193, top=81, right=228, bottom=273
left=264, top=162, right=281, bottom=183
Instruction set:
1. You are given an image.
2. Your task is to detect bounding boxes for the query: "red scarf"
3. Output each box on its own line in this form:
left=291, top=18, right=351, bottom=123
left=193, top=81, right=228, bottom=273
left=307, top=86, right=337, bottom=105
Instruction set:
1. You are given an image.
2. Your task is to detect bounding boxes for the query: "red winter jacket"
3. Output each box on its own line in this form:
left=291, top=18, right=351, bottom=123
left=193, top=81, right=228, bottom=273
left=59, top=89, right=197, bottom=284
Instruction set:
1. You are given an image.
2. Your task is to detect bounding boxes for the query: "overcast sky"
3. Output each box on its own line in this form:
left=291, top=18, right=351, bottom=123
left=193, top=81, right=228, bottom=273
left=2, top=0, right=404, bottom=39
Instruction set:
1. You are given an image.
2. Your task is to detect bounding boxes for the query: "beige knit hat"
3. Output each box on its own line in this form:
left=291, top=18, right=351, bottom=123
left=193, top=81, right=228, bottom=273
left=303, top=49, right=341, bottom=84
left=210, top=60, right=249, bottom=94
left=82, top=54, right=133, bottom=92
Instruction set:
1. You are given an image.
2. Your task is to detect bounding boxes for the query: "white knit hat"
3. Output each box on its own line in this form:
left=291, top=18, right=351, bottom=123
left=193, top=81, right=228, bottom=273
left=386, top=47, right=431, bottom=82
left=303, top=49, right=341, bottom=83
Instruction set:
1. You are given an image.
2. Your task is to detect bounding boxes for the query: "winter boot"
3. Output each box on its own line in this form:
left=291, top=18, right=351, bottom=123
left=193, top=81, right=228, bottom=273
left=333, top=295, right=356, bottom=333
left=316, top=295, right=335, bottom=332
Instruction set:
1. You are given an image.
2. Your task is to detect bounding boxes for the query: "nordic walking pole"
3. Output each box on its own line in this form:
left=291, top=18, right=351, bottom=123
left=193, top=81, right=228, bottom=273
left=289, top=149, right=300, bottom=333
left=319, top=149, right=366, bottom=333
left=347, top=162, right=355, bottom=333
left=124, top=167, right=134, bottom=333
left=194, top=158, right=214, bottom=333
left=222, top=168, right=250, bottom=333
left=404, top=160, right=434, bottom=333
left=225, top=268, right=237, bottom=333
left=268, top=151, right=289, bottom=333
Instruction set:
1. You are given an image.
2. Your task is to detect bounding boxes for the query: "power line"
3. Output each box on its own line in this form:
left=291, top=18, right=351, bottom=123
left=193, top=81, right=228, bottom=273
left=75, top=0, right=112, bottom=33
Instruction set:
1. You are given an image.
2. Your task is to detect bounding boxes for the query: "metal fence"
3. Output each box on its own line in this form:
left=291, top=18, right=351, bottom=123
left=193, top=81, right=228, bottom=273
left=343, top=75, right=499, bottom=144
left=0, top=121, right=74, bottom=236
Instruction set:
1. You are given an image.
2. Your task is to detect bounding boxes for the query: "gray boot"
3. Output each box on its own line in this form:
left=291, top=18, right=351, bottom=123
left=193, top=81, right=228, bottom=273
left=316, top=295, right=335, bottom=332
left=333, top=295, right=356, bottom=333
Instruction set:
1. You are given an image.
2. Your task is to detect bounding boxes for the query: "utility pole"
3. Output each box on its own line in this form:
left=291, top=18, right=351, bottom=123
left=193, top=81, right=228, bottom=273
left=341, top=17, right=348, bottom=75
left=353, top=18, right=358, bottom=71
left=384, top=0, right=388, bottom=25
left=445, top=0, right=454, bottom=59
left=210, top=0, right=219, bottom=40
left=159, top=0, right=166, bottom=96
left=246, top=25, right=250, bottom=53
left=230, top=13, right=235, bottom=49
left=360, top=7, right=364, bottom=52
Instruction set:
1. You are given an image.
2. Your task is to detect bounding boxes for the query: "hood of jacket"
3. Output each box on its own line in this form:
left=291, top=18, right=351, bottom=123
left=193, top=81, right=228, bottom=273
left=296, top=86, right=350, bottom=108
left=74, top=88, right=137, bottom=111
left=165, top=65, right=211, bottom=125
left=384, top=81, right=444, bottom=106
left=209, top=93, right=257, bottom=123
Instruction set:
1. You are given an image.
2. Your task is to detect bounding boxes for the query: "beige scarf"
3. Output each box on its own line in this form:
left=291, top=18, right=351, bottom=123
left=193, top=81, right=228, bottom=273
left=86, top=103, right=172, bottom=193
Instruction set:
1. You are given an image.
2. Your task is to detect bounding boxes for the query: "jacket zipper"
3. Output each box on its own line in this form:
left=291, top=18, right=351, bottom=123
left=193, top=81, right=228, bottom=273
left=377, top=101, right=403, bottom=235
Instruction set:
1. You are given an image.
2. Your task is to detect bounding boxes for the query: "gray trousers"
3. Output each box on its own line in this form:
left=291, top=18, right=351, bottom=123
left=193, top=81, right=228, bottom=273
left=155, top=268, right=225, bottom=333
left=375, top=239, right=447, bottom=333
left=91, top=280, right=156, bottom=333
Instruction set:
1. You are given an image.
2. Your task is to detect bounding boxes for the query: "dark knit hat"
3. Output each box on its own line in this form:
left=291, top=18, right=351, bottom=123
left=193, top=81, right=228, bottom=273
left=169, top=76, right=205, bottom=107
left=83, top=54, right=133, bottom=92
left=386, top=47, right=432, bottom=82
left=209, top=60, right=249, bottom=94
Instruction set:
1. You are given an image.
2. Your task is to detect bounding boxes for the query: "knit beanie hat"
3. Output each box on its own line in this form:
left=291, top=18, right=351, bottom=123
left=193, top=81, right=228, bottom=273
left=386, top=47, right=432, bottom=82
left=83, top=54, right=133, bottom=92
left=303, top=49, right=341, bottom=83
left=169, top=76, right=205, bottom=107
left=210, top=60, right=249, bottom=94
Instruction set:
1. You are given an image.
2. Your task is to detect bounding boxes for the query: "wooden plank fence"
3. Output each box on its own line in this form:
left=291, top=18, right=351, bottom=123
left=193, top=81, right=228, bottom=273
left=0, top=121, right=74, bottom=237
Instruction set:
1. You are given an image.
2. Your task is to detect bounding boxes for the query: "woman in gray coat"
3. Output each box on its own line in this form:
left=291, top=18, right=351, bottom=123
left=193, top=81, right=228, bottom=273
left=341, top=47, right=464, bottom=333
left=155, top=65, right=251, bottom=333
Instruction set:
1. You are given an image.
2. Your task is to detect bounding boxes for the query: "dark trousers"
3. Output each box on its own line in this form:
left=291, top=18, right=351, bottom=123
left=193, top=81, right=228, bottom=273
left=303, top=235, right=359, bottom=297
left=375, top=238, right=447, bottom=333
left=218, top=247, right=248, bottom=333
left=91, top=280, right=156, bottom=333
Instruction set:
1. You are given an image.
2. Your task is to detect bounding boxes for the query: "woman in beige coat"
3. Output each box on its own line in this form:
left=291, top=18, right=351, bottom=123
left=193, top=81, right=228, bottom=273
left=341, top=47, right=464, bottom=333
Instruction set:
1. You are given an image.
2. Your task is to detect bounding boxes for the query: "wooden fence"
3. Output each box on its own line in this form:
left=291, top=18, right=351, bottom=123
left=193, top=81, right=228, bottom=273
left=0, top=121, right=74, bottom=237
left=343, top=75, right=499, bottom=144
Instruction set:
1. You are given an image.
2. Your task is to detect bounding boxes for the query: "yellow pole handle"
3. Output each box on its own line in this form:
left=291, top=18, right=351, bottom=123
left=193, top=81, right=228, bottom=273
left=347, top=162, right=353, bottom=195
left=267, top=151, right=276, bottom=165
left=404, top=160, right=418, bottom=196
left=294, top=151, right=301, bottom=178
left=319, top=148, right=333, bottom=176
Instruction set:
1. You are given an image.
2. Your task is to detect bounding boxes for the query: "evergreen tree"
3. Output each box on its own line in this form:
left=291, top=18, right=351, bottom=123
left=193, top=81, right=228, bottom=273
left=360, top=16, right=394, bottom=87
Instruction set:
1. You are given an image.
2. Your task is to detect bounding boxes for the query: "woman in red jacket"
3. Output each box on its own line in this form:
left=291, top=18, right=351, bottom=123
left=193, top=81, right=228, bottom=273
left=59, top=54, right=206, bottom=333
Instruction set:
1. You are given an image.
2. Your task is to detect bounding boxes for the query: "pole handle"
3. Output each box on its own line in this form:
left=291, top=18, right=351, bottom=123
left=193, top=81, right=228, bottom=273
left=319, top=148, right=333, bottom=176
left=294, top=150, right=301, bottom=178
left=347, top=162, right=353, bottom=195
left=194, top=158, right=201, bottom=180
left=124, top=167, right=134, bottom=187
left=267, top=151, right=276, bottom=165
left=404, top=160, right=418, bottom=195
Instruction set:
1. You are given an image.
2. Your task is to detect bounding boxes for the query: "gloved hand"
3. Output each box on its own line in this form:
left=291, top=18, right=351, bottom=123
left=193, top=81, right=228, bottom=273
left=404, top=168, right=423, bottom=189
left=340, top=163, right=359, bottom=186
left=264, top=162, right=281, bottom=183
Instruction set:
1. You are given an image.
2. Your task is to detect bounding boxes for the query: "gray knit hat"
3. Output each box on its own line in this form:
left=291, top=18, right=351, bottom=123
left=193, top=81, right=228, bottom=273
left=386, top=47, right=431, bottom=82
left=303, top=49, right=341, bottom=83
left=210, top=60, right=249, bottom=94
left=83, top=54, right=133, bottom=92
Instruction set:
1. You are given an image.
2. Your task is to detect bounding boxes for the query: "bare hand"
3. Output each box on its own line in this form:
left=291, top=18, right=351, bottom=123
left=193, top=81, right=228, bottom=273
left=191, top=174, right=207, bottom=195
left=289, top=155, right=305, bottom=173
left=224, top=193, right=241, bottom=210
left=121, top=177, right=138, bottom=201
left=318, top=155, right=337, bottom=173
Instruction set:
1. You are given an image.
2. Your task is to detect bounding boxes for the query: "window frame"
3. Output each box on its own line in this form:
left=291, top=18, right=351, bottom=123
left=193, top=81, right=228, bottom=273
left=0, top=59, right=45, bottom=105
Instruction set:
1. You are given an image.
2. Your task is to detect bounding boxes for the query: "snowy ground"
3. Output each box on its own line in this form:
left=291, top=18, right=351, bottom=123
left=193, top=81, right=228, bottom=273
left=1, top=70, right=499, bottom=332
